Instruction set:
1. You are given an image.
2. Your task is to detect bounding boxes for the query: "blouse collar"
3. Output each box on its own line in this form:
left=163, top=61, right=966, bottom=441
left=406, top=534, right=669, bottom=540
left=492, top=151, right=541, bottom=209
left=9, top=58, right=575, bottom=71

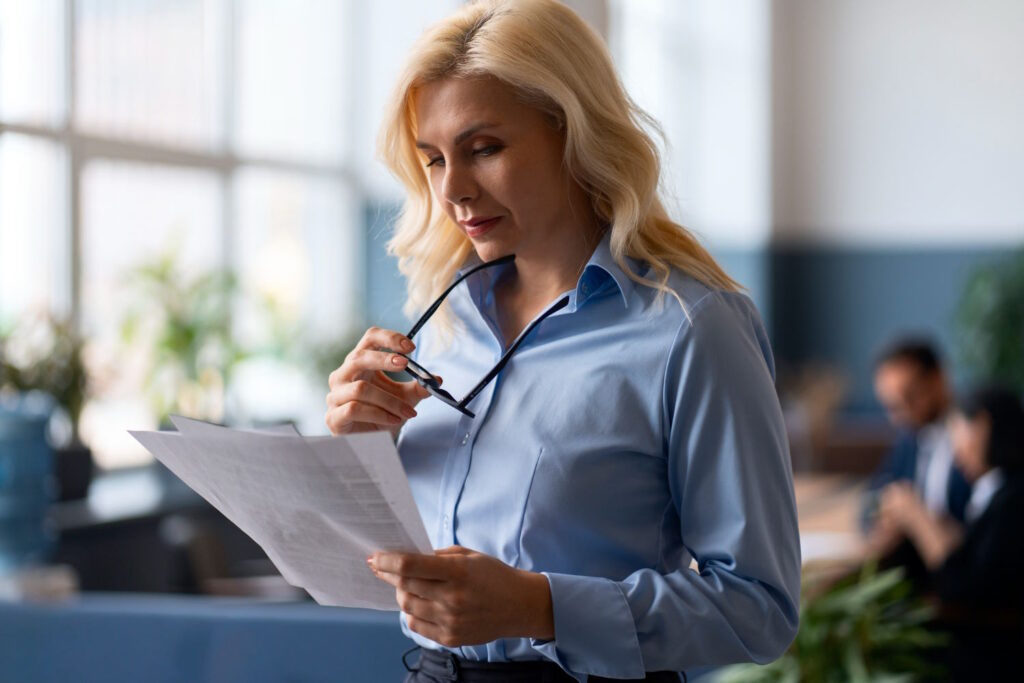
left=965, top=467, right=1005, bottom=524
left=455, top=227, right=643, bottom=310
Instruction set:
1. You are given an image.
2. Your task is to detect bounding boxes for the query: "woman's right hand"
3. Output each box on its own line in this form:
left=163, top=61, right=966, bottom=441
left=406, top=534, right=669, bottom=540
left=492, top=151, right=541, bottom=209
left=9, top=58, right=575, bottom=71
left=325, top=327, right=440, bottom=435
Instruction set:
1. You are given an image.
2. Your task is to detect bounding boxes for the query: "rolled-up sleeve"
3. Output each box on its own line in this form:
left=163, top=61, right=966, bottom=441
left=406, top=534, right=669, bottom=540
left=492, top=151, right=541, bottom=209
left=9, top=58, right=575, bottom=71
left=530, top=292, right=801, bottom=678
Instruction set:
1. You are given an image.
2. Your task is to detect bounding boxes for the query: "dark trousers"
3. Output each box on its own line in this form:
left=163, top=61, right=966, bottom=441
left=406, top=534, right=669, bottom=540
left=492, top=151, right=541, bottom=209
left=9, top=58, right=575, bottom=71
left=403, top=647, right=683, bottom=683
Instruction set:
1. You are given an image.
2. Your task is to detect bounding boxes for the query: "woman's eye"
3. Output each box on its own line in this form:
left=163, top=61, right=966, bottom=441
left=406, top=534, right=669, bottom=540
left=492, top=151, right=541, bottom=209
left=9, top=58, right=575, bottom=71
left=473, top=144, right=503, bottom=156
left=424, top=144, right=501, bottom=168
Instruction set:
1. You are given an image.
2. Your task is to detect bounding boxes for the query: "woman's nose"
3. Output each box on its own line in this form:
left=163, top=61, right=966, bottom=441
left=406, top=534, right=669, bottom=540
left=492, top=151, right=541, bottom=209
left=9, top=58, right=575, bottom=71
left=441, top=161, right=478, bottom=205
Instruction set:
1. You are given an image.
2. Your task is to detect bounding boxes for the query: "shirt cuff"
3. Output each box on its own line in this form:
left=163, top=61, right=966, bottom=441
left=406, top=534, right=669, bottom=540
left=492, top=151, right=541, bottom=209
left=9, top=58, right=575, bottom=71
left=529, top=571, right=646, bottom=679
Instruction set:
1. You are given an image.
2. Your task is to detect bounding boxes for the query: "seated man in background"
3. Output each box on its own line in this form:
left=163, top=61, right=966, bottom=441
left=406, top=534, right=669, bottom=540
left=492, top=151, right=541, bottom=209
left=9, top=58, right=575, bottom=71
left=862, top=339, right=971, bottom=565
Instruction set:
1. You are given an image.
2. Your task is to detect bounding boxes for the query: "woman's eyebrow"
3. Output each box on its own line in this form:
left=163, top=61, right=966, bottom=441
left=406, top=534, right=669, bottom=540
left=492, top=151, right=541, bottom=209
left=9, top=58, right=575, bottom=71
left=415, top=122, right=499, bottom=149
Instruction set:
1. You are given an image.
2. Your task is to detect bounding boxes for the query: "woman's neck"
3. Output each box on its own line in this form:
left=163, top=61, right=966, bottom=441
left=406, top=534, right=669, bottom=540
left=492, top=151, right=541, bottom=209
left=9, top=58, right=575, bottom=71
left=500, top=222, right=607, bottom=307
left=490, top=221, right=605, bottom=348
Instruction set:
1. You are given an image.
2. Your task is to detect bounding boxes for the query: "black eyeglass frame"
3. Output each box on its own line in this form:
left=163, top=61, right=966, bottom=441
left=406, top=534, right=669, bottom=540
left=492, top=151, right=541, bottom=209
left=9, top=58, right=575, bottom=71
left=396, top=254, right=568, bottom=418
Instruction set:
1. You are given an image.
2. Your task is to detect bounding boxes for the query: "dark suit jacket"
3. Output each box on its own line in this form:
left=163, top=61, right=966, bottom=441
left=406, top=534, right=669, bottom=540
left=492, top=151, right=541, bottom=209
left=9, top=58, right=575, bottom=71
left=931, top=472, right=1024, bottom=680
left=862, top=430, right=972, bottom=530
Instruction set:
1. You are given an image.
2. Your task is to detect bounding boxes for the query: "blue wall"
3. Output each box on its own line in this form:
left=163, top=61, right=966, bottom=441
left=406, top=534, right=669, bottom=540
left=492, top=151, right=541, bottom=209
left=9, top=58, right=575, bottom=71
left=768, top=246, right=1011, bottom=412
left=710, top=248, right=771, bottom=331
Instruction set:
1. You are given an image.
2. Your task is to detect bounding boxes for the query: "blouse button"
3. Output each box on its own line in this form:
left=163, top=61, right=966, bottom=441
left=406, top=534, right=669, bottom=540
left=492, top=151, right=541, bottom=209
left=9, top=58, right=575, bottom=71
left=461, top=433, right=470, bottom=446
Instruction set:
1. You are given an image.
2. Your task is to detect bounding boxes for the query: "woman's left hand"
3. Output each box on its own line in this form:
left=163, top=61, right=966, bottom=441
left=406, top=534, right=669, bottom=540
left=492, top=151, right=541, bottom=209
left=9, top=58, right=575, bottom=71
left=369, top=545, right=554, bottom=647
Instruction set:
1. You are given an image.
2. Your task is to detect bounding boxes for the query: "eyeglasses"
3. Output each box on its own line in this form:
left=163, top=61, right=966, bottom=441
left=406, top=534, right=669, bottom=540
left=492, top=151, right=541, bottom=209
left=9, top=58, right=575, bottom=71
left=397, top=254, right=569, bottom=418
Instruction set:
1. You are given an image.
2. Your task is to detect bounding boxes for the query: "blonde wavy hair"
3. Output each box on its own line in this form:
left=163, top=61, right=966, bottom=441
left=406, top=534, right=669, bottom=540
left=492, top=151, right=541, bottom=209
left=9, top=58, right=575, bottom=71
left=378, top=0, right=740, bottom=334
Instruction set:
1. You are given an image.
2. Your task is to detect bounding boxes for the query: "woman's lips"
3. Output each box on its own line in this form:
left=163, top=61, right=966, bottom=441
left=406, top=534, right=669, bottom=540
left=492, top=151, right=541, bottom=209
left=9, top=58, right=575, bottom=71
left=464, top=216, right=501, bottom=238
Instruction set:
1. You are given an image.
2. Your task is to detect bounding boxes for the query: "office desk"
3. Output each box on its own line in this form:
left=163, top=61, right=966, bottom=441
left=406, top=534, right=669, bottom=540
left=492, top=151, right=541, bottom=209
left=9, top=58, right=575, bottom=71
left=50, top=465, right=271, bottom=593
left=794, top=473, right=867, bottom=568
left=0, top=593, right=410, bottom=683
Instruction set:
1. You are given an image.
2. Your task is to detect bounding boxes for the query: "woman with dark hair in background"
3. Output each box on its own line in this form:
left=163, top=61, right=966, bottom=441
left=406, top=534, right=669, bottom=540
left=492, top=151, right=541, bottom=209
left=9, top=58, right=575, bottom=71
left=875, top=384, right=1024, bottom=680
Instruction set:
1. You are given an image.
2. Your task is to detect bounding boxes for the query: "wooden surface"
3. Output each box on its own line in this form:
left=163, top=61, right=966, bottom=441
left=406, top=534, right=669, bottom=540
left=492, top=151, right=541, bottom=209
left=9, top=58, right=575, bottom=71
left=794, top=474, right=867, bottom=566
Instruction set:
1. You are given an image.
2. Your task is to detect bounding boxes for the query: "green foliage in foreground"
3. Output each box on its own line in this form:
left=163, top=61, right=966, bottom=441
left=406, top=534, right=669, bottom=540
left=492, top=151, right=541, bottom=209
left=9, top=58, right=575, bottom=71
left=716, top=563, right=948, bottom=683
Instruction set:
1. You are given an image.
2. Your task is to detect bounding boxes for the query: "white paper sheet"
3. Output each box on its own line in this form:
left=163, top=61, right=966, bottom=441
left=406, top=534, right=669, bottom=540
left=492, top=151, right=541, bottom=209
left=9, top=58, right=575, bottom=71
left=129, top=418, right=432, bottom=610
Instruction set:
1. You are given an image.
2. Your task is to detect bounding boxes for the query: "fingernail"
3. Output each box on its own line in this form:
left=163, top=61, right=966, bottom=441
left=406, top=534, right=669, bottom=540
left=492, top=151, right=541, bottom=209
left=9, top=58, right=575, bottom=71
left=389, top=413, right=403, bottom=423
left=404, top=406, right=417, bottom=419
left=402, top=339, right=414, bottom=352
left=366, top=556, right=375, bottom=568
left=391, top=355, right=405, bottom=366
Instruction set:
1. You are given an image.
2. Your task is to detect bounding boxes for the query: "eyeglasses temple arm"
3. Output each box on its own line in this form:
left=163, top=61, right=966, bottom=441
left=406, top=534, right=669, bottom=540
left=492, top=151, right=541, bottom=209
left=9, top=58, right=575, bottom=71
left=405, top=254, right=516, bottom=339
left=458, top=296, right=569, bottom=409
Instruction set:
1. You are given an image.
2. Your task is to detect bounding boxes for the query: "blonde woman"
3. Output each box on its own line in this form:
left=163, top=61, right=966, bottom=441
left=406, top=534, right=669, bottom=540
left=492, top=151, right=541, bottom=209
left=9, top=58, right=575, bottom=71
left=325, top=1, right=800, bottom=680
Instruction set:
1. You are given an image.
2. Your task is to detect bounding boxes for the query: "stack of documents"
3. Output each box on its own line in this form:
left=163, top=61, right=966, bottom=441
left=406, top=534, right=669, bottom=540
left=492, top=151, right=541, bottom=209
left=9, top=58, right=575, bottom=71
left=130, top=417, right=432, bottom=610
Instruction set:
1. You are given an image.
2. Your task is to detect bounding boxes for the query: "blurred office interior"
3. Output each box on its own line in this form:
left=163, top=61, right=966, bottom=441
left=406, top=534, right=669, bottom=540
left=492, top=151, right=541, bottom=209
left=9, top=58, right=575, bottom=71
left=1, top=1, right=1022, bottom=681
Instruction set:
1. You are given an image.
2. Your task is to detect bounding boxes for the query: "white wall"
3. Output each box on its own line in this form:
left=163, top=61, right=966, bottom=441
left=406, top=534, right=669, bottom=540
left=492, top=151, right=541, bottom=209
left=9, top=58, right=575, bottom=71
left=612, top=0, right=772, bottom=249
left=772, top=0, right=1024, bottom=246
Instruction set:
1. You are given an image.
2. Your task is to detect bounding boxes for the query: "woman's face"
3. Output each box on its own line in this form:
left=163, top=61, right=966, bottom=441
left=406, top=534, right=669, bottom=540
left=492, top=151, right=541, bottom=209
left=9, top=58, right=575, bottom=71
left=413, top=75, right=588, bottom=264
left=950, top=411, right=991, bottom=482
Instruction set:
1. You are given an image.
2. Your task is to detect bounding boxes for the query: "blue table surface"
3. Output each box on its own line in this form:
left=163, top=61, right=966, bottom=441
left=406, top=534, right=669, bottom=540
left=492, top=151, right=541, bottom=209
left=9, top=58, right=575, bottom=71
left=0, top=592, right=413, bottom=683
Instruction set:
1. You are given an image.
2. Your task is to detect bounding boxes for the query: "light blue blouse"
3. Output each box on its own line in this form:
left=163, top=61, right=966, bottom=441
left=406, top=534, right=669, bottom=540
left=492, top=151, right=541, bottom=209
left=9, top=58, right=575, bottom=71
left=396, top=229, right=801, bottom=680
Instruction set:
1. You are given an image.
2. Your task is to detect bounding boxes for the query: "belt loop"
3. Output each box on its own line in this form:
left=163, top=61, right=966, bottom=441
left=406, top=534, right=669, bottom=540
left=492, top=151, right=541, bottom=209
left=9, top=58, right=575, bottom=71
left=401, top=645, right=422, bottom=673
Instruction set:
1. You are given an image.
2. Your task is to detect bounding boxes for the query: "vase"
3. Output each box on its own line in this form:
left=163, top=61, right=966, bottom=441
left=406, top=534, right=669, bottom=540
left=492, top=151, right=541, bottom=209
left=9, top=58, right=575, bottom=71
left=0, top=393, right=56, bottom=573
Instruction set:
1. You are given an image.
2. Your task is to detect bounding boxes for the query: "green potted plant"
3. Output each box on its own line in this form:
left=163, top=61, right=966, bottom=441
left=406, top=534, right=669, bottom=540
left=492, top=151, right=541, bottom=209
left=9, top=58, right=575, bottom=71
left=956, top=247, right=1024, bottom=394
left=716, top=563, right=948, bottom=682
left=0, top=314, right=93, bottom=501
left=119, top=245, right=247, bottom=427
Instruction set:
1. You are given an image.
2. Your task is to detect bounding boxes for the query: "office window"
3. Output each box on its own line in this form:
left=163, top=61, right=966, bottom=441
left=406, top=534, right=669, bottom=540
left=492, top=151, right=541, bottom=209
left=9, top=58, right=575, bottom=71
left=0, top=134, right=69, bottom=320
left=0, top=1, right=67, bottom=127
left=232, top=168, right=359, bottom=341
left=80, top=160, right=224, bottom=342
left=609, top=0, right=771, bottom=247
left=0, top=1, right=365, bottom=468
left=78, top=161, right=223, bottom=466
left=75, top=0, right=225, bottom=149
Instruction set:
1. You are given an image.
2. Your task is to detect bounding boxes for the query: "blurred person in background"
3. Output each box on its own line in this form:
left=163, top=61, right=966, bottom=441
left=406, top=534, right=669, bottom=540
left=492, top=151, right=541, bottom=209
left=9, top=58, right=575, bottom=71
left=862, top=339, right=971, bottom=549
left=874, top=384, right=1024, bottom=680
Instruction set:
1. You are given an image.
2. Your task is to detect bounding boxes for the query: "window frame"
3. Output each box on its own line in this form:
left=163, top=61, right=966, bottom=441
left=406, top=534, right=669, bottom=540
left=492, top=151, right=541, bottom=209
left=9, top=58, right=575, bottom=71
left=0, top=0, right=367, bottom=331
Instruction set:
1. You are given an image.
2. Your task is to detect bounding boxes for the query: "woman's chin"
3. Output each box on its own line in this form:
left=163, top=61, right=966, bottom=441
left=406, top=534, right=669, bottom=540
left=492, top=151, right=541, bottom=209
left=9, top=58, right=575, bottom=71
left=471, top=238, right=513, bottom=263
